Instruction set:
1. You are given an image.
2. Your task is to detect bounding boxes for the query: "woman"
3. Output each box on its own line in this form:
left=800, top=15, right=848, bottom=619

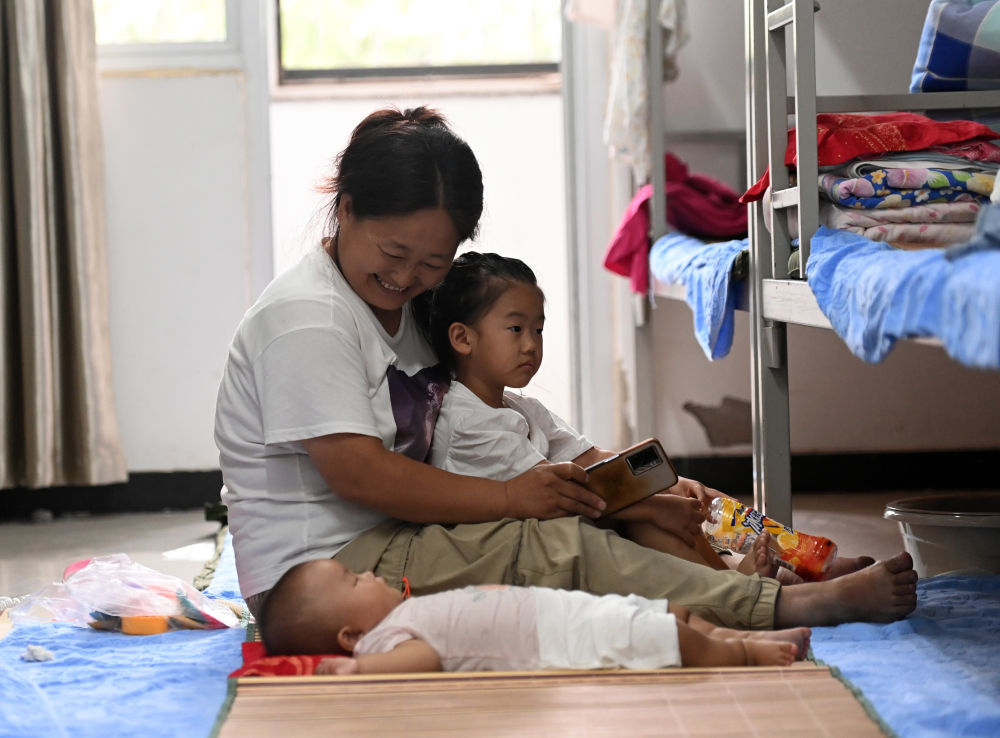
left=214, top=106, right=917, bottom=629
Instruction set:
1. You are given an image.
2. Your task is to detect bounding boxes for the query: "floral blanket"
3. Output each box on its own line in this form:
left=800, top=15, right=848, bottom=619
left=818, top=168, right=994, bottom=210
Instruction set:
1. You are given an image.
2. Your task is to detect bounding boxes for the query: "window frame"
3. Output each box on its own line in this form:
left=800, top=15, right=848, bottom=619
left=274, top=0, right=561, bottom=87
left=94, top=0, right=242, bottom=71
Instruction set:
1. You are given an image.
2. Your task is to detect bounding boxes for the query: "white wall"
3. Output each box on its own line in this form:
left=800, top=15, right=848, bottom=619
left=636, top=0, right=1000, bottom=456
left=101, top=71, right=257, bottom=471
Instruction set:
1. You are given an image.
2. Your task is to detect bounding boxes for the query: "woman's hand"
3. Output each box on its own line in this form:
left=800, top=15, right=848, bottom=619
left=613, top=493, right=706, bottom=547
left=668, top=476, right=727, bottom=508
left=504, top=462, right=606, bottom=520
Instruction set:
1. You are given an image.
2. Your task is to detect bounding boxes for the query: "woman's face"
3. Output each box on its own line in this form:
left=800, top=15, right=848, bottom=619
left=335, top=196, right=459, bottom=332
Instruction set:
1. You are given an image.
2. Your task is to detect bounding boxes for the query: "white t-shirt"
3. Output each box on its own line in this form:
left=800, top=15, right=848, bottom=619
left=214, top=245, right=445, bottom=599
left=429, top=381, right=593, bottom=481
left=355, top=586, right=681, bottom=671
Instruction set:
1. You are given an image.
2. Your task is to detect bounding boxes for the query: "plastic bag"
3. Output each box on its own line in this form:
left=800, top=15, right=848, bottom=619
left=9, top=553, right=240, bottom=634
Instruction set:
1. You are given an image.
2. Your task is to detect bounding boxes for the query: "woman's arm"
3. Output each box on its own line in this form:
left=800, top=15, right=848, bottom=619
left=303, top=433, right=606, bottom=523
left=316, top=639, right=443, bottom=675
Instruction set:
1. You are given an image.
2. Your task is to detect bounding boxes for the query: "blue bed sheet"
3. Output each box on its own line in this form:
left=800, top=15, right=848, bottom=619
left=0, top=532, right=245, bottom=738
left=648, top=233, right=748, bottom=360
left=811, top=572, right=1000, bottom=738
left=806, top=204, right=1000, bottom=368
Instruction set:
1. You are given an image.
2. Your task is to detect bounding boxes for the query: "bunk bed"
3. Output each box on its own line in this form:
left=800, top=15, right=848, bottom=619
left=744, top=0, right=1000, bottom=522
left=635, top=0, right=1000, bottom=524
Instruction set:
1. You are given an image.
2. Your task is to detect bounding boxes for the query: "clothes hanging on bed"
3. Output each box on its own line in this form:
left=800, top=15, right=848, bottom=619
left=603, top=0, right=689, bottom=184
left=605, top=153, right=747, bottom=294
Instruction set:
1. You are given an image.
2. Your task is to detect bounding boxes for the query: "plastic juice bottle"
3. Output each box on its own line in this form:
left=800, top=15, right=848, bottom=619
left=702, top=497, right=838, bottom=581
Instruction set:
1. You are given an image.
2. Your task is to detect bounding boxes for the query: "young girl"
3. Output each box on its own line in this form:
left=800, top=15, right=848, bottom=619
left=419, top=252, right=875, bottom=582
left=260, top=558, right=811, bottom=673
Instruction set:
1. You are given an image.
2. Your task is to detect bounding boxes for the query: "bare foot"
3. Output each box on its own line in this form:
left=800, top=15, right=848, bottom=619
left=824, top=555, right=876, bottom=579
left=740, top=639, right=798, bottom=667
left=744, top=627, right=811, bottom=659
left=775, top=551, right=918, bottom=628
left=737, top=531, right=779, bottom=578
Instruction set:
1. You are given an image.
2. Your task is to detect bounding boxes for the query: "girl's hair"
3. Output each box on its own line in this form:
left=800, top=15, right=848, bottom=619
left=417, top=251, right=539, bottom=373
left=320, top=106, right=484, bottom=243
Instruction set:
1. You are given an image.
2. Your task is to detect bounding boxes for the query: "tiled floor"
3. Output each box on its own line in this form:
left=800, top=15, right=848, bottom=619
left=0, top=490, right=924, bottom=599
left=0, top=510, right=222, bottom=598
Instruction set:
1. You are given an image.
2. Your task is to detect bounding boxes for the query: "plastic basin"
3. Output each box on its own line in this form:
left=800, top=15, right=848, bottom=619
left=883, top=492, right=1000, bottom=577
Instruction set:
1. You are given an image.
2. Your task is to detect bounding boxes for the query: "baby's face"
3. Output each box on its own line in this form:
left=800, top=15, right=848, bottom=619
left=325, top=560, right=405, bottom=633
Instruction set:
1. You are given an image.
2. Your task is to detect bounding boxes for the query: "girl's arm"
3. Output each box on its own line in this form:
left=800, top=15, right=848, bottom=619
left=303, top=433, right=606, bottom=523
left=316, top=639, right=443, bottom=675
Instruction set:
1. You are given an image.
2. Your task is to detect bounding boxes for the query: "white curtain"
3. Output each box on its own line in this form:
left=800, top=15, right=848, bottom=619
left=0, top=0, right=127, bottom=489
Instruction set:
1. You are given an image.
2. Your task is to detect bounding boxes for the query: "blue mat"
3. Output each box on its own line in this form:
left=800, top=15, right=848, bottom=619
left=810, top=572, right=1000, bottom=738
left=0, top=532, right=245, bottom=738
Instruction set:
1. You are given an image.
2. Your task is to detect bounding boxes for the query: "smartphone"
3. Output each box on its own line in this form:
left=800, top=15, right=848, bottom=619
left=584, top=439, right=678, bottom=516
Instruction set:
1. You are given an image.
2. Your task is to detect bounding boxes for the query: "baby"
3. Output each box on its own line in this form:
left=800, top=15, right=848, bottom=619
left=259, top=559, right=811, bottom=675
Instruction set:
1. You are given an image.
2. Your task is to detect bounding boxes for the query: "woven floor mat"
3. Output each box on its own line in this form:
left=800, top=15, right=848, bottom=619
left=218, top=664, right=884, bottom=737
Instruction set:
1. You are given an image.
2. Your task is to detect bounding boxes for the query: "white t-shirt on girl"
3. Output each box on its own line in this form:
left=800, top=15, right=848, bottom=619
left=429, top=380, right=593, bottom=481
left=214, top=245, right=445, bottom=599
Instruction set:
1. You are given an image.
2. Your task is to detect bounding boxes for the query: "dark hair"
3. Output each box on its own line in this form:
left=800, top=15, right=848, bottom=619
left=321, top=106, right=484, bottom=243
left=416, top=251, right=539, bottom=374
left=259, top=560, right=347, bottom=656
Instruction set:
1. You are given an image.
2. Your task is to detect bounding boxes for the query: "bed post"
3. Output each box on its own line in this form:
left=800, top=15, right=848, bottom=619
left=748, top=0, right=793, bottom=524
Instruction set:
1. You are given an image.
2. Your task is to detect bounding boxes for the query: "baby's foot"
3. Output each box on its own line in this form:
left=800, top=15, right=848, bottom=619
left=744, top=626, right=811, bottom=659
left=740, top=639, right=798, bottom=667
left=737, top=531, right=779, bottom=578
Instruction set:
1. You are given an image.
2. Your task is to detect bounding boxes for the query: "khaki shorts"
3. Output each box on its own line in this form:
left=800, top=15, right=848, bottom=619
left=329, top=516, right=778, bottom=630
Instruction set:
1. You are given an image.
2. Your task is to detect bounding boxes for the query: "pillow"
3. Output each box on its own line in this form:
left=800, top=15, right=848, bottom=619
left=911, top=0, right=1000, bottom=92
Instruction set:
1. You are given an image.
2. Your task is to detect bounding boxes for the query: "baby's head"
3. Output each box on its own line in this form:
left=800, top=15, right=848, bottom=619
left=420, top=251, right=544, bottom=381
left=260, top=559, right=405, bottom=656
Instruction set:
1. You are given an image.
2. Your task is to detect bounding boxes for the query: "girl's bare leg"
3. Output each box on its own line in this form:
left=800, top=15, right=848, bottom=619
left=624, top=521, right=731, bottom=571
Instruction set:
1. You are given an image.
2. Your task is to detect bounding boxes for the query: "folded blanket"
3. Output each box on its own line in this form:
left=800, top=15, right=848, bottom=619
left=648, top=234, right=747, bottom=360
left=837, top=151, right=1000, bottom=178
left=821, top=200, right=984, bottom=228
left=911, top=0, right=1000, bottom=92
left=836, top=222, right=976, bottom=246
left=806, top=204, right=1000, bottom=368
left=818, top=169, right=995, bottom=210
left=742, top=113, right=1000, bottom=203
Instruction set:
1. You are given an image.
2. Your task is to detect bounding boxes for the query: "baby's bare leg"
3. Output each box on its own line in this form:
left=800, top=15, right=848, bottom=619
left=676, top=619, right=798, bottom=667
left=671, top=603, right=810, bottom=659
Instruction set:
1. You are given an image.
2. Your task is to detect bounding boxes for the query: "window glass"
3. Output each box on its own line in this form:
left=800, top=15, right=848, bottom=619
left=93, top=0, right=227, bottom=45
left=279, top=0, right=561, bottom=77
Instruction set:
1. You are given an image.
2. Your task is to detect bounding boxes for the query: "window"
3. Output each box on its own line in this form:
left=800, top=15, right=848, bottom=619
left=93, top=0, right=228, bottom=45
left=277, top=0, right=561, bottom=82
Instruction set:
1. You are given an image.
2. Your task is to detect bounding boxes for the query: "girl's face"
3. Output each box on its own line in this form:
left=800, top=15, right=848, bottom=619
left=461, top=281, right=545, bottom=403
left=334, top=197, right=459, bottom=332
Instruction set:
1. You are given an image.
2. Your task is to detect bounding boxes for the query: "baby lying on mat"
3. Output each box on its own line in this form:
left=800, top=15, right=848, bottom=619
left=260, top=559, right=810, bottom=675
